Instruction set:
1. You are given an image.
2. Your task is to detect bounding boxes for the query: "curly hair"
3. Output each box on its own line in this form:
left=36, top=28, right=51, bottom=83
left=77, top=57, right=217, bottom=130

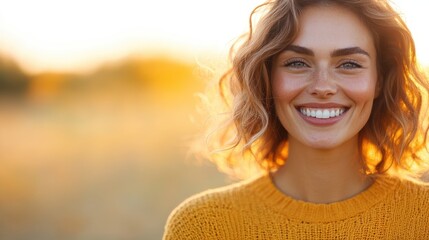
left=196, top=0, right=429, bottom=179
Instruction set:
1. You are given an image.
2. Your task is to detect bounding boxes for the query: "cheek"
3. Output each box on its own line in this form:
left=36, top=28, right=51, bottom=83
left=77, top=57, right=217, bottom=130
left=272, top=73, right=307, bottom=101
left=339, top=76, right=377, bottom=102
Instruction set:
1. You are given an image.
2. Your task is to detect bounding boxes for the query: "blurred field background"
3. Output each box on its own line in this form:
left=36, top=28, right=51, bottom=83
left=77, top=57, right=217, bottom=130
left=0, top=0, right=428, bottom=239
left=0, top=54, right=232, bottom=239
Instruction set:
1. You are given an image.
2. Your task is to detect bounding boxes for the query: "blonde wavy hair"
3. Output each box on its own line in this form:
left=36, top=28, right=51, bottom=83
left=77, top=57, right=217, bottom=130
left=195, top=0, right=429, bottom=180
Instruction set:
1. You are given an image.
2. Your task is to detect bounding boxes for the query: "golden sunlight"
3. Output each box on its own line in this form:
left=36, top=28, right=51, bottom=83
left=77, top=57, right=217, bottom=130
left=0, top=0, right=427, bottom=73
left=392, top=1, right=429, bottom=66
left=0, top=1, right=428, bottom=239
left=0, top=0, right=261, bottom=73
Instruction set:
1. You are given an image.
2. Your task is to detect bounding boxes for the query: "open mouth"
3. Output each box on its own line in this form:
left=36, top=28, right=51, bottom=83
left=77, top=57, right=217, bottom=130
left=298, top=107, right=349, bottom=119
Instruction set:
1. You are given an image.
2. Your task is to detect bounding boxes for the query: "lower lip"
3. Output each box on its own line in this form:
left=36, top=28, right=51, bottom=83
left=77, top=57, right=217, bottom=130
left=298, top=110, right=346, bottom=126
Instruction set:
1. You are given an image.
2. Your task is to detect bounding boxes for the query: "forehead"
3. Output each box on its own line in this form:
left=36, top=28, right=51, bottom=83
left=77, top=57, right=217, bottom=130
left=292, top=4, right=375, bottom=52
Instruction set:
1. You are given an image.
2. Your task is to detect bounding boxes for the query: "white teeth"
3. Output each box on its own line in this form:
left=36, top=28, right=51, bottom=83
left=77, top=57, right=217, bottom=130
left=322, top=109, right=330, bottom=118
left=299, top=107, right=346, bottom=119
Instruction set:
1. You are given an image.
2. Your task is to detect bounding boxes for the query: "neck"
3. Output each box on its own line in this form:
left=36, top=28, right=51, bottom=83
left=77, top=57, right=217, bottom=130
left=272, top=137, right=372, bottom=204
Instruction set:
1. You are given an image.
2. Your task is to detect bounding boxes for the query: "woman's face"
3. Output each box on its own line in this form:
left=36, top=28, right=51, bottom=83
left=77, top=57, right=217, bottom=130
left=271, top=4, right=378, bottom=150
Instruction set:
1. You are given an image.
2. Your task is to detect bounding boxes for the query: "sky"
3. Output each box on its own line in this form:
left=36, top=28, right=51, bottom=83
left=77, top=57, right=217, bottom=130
left=0, top=0, right=428, bottom=74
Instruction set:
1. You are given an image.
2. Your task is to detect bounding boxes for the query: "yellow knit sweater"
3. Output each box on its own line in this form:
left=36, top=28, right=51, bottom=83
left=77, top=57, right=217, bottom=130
left=163, top=174, right=429, bottom=239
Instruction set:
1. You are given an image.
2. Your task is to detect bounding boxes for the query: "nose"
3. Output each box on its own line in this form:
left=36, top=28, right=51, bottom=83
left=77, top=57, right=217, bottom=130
left=307, top=69, right=337, bottom=98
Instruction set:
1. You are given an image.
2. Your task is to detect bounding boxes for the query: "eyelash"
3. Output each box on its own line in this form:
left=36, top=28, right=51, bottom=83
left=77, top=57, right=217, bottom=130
left=338, top=60, right=362, bottom=69
left=282, top=58, right=363, bottom=70
left=283, top=58, right=309, bottom=68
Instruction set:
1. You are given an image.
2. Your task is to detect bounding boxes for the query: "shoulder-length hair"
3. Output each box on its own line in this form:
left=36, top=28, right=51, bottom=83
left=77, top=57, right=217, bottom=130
left=197, top=0, right=429, bottom=179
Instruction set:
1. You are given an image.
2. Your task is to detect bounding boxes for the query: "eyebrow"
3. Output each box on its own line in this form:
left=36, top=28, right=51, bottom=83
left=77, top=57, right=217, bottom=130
left=331, top=47, right=370, bottom=57
left=283, top=45, right=314, bottom=56
left=283, top=45, right=370, bottom=58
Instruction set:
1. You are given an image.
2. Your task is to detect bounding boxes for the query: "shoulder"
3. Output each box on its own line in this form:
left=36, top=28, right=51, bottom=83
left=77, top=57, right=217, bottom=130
left=395, top=177, right=429, bottom=198
left=392, top=178, right=429, bottom=233
left=387, top=177, right=429, bottom=218
left=163, top=175, right=265, bottom=239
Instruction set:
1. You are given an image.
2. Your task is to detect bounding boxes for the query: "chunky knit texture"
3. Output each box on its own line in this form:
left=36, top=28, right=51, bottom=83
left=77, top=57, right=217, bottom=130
left=163, top=174, right=429, bottom=239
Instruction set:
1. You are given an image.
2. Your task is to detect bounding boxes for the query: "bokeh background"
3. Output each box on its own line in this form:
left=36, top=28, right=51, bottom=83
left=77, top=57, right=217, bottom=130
left=0, top=0, right=428, bottom=239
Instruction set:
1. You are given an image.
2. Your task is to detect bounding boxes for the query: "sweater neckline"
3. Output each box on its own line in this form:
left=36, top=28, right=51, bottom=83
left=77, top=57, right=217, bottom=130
left=248, top=173, right=399, bottom=222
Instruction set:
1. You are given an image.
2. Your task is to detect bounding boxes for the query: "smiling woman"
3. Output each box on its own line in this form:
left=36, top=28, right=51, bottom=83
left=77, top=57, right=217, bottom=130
left=163, top=0, right=429, bottom=239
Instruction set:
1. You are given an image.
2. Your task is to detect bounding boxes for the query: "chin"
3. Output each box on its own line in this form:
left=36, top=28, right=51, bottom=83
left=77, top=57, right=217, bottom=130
left=301, top=137, right=347, bottom=150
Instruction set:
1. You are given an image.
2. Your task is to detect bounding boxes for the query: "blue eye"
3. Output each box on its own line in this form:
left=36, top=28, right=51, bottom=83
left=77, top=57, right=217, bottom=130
left=284, top=60, right=309, bottom=68
left=339, top=61, right=362, bottom=69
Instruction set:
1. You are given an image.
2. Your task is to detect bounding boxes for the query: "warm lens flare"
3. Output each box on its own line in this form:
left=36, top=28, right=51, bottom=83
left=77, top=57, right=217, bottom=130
left=0, top=0, right=262, bottom=73
left=0, top=0, right=427, bottom=73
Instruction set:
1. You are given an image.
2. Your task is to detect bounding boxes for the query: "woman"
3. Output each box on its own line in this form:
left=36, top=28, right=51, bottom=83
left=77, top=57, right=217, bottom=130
left=164, top=0, right=429, bottom=239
